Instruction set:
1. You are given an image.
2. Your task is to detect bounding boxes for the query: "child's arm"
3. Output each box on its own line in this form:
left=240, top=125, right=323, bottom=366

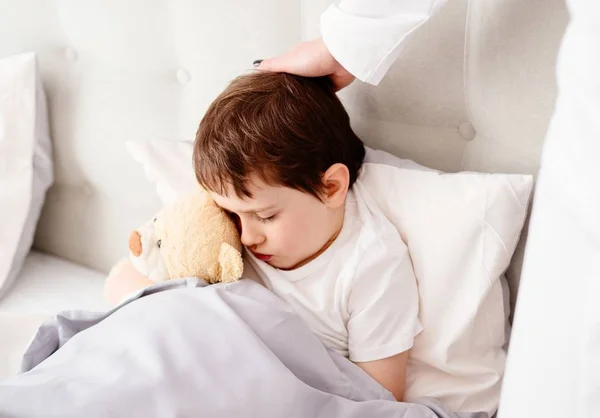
left=104, top=258, right=155, bottom=306
left=355, top=351, right=409, bottom=401
left=346, top=237, right=421, bottom=402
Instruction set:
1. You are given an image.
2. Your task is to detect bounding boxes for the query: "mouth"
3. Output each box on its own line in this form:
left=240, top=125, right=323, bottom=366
left=252, top=252, right=273, bottom=262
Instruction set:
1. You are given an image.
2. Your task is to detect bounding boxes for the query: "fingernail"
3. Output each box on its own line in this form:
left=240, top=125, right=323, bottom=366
left=253, top=59, right=263, bottom=67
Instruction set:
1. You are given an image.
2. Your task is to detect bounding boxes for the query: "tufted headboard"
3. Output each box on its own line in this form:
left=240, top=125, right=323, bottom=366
left=0, top=1, right=567, bottom=308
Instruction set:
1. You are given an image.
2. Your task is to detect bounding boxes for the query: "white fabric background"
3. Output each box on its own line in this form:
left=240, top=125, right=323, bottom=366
left=499, top=1, right=600, bottom=417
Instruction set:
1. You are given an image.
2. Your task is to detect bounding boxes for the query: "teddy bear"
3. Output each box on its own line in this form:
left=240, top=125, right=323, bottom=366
left=127, top=188, right=244, bottom=284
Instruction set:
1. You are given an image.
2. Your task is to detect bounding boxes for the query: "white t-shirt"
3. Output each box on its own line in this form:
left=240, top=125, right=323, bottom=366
left=245, top=176, right=422, bottom=363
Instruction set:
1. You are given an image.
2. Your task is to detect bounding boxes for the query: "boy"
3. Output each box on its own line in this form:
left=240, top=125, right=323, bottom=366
left=194, top=72, right=421, bottom=401
left=105, top=72, right=421, bottom=401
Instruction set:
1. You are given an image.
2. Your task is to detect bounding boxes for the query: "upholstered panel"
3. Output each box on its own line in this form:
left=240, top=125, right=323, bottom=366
left=463, top=0, right=568, bottom=308
left=0, top=0, right=301, bottom=271
left=303, top=0, right=471, bottom=173
left=302, top=0, right=567, bottom=311
left=0, top=0, right=568, bottom=312
left=463, top=0, right=569, bottom=175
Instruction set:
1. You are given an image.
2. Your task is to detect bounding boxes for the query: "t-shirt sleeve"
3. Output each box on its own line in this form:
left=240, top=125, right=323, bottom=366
left=347, top=237, right=422, bottom=363
left=320, top=0, right=446, bottom=85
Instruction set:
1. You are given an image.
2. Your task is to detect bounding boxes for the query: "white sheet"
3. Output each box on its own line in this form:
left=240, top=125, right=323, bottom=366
left=0, top=251, right=109, bottom=314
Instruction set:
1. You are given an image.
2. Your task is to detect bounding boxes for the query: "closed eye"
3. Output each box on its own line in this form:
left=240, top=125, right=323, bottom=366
left=255, top=213, right=277, bottom=223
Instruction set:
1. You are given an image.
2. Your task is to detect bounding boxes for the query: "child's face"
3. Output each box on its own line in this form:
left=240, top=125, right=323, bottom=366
left=210, top=175, right=342, bottom=270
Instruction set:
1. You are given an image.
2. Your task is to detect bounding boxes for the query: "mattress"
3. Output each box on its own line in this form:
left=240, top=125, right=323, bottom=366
left=0, top=251, right=110, bottom=314
left=0, top=251, right=110, bottom=380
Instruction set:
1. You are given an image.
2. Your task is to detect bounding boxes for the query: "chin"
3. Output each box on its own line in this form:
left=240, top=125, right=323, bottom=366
left=272, top=258, right=308, bottom=271
left=266, top=258, right=293, bottom=270
left=267, top=260, right=287, bottom=269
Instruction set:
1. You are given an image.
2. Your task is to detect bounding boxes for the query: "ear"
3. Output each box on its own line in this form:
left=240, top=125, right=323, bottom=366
left=321, top=163, right=350, bottom=209
left=218, top=242, right=244, bottom=283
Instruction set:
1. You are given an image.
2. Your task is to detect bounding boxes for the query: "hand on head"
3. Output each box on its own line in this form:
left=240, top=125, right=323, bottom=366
left=254, top=38, right=355, bottom=92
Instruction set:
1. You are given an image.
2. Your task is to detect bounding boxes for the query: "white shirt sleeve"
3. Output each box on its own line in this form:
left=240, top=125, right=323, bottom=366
left=320, top=0, right=446, bottom=85
left=346, top=237, right=422, bottom=363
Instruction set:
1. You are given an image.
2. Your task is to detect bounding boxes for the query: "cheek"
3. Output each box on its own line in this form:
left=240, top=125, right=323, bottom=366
left=276, top=207, right=328, bottom=251
left=267, top=219, right=298, bottom=250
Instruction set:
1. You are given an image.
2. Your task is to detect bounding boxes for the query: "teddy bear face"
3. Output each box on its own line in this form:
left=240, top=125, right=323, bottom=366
left=128, top=191, right=243, bottom=284
left=128, top=215, right=170, bottom=282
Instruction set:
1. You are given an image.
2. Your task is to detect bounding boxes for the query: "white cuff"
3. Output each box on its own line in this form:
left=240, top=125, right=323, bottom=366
left=320, top=1, right=445, bottom=85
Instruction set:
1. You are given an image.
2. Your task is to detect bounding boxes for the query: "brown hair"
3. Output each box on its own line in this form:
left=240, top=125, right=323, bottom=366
left=193, top=71, right=365, bottom=199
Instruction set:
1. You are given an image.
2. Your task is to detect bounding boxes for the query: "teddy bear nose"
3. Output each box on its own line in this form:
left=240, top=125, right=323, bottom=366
left=129, top=230, right=143, bottom=257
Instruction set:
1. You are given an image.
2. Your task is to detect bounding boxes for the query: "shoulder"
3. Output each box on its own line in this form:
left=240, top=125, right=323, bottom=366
left=340, top=187, right=415, bottom=293
left=345, top=186, right=410, bottom=264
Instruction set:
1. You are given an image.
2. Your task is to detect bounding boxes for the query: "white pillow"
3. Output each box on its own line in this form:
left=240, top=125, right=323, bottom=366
left=0, top=53, right=53, bottom=299
left=127, top=140, right=532, bottom=416
left=126, top=140, right=200, bottom=206
left=365, top=147, right=440, bottom=172
left=361, top=162, right=531, bottom=415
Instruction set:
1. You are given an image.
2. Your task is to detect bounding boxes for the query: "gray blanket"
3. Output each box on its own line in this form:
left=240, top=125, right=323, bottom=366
left=0, top=278, right=486, bottom=418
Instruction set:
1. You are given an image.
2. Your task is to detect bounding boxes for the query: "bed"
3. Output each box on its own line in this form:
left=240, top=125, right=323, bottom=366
left=0, top=0, right=577, bottom=417
left=0, top=252, right=108, bottom=314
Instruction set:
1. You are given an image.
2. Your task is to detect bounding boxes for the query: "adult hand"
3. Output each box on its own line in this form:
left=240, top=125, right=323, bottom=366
left=255, top=38, right=355, bottom=91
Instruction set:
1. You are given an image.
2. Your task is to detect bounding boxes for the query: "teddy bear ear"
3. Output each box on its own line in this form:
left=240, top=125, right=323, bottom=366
left=129, top=230, right=143, bottom=257
left=218, top=242, right=244, bottom=283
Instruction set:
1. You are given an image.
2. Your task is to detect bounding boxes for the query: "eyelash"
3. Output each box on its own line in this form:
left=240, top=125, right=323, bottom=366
left=225, top=210, right=276, bottom=224
left=256, top=214, right=277, bottom=223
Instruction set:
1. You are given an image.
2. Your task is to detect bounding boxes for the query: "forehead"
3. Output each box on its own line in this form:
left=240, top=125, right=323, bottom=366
left=209, top=176, right=285, bottom=213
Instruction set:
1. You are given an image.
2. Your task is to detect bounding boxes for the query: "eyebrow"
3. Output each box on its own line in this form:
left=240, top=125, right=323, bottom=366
left=225, top=205, right=277, bottom=214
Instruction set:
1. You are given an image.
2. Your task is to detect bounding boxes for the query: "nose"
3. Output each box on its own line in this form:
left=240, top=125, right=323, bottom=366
left=240, top=221, right=265, bottom=248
